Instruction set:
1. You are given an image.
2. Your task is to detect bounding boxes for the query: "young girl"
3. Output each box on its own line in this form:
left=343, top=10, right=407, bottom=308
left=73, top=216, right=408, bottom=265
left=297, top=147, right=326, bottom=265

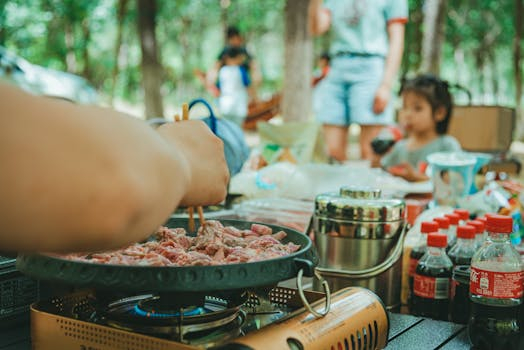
left=374, top=74, right=461, bottom=182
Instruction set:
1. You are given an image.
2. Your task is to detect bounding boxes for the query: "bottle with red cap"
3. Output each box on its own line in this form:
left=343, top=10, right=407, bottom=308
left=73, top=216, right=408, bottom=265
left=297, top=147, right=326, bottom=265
left=412, top=233, right=453, bottom=321
left=467, top=220, right=485, bottom=249
left=476, top=216, right=488, bottom=241
left=468, top=215, right=524, bottom=349
left=434, top=216, right=453, bottom=250
left=445, top=213, right=460, bottom=249
left=408, top=221, right=440, bottom=312
left=454, top=208, right=470, bottom=225
left=448, top=225, right=477, bottom=266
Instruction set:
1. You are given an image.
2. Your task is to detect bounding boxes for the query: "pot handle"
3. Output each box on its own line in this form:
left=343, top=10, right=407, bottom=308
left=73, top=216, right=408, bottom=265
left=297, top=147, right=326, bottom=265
left=295, top=259, right=331, bottom=318
left=188, top=98, right=217, bottom=133
left=315, top=224, right=407, bottom=279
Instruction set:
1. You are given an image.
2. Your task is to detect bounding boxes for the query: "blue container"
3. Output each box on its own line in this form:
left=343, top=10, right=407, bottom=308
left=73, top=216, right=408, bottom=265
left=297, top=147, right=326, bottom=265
left=427, top=152, right=476, bottom=207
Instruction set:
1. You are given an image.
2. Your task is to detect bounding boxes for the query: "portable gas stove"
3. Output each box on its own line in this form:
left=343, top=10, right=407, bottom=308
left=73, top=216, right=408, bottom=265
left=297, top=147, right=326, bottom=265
left=31, top=286, right=389, bottom=350
left=0, top=255, right=39, bottom=326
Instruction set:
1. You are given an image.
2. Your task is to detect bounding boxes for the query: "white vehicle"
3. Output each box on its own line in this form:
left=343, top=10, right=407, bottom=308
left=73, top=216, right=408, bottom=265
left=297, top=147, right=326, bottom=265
left=0, top=46, right=98, bottom=104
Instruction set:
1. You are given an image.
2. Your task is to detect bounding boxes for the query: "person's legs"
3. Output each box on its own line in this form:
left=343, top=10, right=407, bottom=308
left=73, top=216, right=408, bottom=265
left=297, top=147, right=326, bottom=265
left=313, top=58, right=349, bottom=160
left=348, top=56, right=394, bottom=159
left=322, top=124, right=349, bottom=162
left=359, top=125, right=383, bottom=160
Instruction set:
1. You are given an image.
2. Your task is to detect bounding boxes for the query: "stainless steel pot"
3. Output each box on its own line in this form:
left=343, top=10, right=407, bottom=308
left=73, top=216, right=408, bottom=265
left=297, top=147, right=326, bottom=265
left=312, top=186, right=406, bottom=310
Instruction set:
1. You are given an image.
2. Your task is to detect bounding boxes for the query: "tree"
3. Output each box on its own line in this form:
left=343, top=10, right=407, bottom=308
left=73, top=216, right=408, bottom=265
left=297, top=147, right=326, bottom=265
left=401, top=0, right=424, bottom=76
left=420, top=0, right=448, bottom=74
left=110, top=0, right=129, bottom=104
left=282, top=0, right=312, bottom=122
left=137, top=0, right=164, bottom=119
left=515, top=0, right=523, bottom=120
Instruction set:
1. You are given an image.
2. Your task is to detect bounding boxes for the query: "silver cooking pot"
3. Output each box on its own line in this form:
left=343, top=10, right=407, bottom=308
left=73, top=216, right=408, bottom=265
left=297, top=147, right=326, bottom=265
left=312, top=186, right=406, bottom=310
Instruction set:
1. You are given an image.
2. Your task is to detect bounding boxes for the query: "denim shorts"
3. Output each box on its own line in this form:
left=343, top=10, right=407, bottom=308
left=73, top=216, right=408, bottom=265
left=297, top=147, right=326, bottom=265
left=313, top=55, right=394, bottom=126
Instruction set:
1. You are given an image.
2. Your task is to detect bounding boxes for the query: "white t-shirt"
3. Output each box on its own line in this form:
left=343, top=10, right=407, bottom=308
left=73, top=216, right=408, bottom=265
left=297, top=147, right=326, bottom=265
left=218, top=65, right=249, bottom=126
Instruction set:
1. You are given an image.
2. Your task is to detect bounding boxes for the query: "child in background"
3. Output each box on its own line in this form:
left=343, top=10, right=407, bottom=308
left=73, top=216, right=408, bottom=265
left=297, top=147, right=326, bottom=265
left=372, top=74, right=461, bottom=182
left=217, top=46, right=250, bottom=127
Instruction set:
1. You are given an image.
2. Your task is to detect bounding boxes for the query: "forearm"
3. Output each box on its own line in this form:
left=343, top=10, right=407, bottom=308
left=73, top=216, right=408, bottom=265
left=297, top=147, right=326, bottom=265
left=0, top=85, right=185, bottom=252
left=381, top=23, right=405, bottom=89
left=308, top=0, right=330, bottom=36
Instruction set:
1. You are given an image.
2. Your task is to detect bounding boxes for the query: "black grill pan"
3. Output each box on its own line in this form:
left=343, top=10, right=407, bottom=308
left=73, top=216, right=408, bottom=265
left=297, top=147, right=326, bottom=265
left=16, top=219, right=318, bottom=292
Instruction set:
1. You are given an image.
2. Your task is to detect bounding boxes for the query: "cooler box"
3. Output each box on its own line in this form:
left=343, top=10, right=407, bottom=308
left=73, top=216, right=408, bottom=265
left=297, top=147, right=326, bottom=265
left=448, top=106, right=515, bottom=153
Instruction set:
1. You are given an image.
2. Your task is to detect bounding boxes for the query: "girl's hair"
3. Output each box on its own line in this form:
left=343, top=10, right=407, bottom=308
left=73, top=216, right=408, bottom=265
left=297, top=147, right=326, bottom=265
left=399, top=74, right=453, bottom=134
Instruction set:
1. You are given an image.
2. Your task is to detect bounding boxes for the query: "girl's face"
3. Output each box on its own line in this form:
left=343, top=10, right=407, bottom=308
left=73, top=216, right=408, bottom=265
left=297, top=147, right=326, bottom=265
left=399, top=91, right=440, bottom=135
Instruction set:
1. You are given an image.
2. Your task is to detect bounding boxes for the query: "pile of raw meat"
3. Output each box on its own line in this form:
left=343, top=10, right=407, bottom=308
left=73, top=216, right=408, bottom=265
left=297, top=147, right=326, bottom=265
left=66, top=220, right=301, bottom=266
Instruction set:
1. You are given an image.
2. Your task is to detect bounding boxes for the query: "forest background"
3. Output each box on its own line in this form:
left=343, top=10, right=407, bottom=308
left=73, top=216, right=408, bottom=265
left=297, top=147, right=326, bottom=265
left=1, top=0, right=522, bottom=132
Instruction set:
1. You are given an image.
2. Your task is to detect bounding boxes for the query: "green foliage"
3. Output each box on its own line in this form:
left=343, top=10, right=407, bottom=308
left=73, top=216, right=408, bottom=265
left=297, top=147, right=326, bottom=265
left=0, top=0, right=521, bottom=109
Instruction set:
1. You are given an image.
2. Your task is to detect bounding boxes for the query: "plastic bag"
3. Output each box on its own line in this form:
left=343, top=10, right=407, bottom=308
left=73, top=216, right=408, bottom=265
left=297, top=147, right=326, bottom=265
left=256, top=121, right=327, bottom=164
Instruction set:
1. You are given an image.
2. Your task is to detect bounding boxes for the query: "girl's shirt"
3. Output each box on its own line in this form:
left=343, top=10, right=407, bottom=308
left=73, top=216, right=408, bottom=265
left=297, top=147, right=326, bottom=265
left=381, top=135, right=461, bottom=171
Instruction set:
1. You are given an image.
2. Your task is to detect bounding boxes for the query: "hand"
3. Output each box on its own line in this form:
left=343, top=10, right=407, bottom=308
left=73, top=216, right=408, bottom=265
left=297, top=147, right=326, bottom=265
left=156, top=121, right=229, bottom=207
left=388, top=162, right=428, bottom=182
left=373, top=84, right=391, bottom=115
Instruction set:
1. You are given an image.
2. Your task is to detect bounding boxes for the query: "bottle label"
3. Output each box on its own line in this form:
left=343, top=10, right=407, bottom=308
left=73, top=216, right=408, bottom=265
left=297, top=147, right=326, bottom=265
left=413, top=274, right=450, bottom=299
left=408, top=257, right=419, bottom=277
left=470, top=267, right=524, bottom=299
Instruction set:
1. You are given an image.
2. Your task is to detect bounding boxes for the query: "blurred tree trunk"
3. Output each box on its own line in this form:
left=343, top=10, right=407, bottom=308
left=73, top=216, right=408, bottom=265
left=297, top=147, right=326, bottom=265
left=515, top=0, right=523, bottom=121
left=282, top=0, right=312, bottom=122
left=401, top=0, right=423, bottom=76
left=64, top=21, right=77, bottom=73
left=137, top=0, right=164, bottom=119
left=420, top=0, right=447, bottom=74
left=0, top=0, right=6, bottom=46
left=81, top=19, right=91, bottom=81
left=110, top=0, right=128, bottom=104
left=220, top=1, right=229, bottom=42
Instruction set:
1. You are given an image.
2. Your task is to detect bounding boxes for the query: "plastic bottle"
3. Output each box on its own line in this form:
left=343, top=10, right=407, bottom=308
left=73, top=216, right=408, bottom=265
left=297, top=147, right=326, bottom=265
left=454, top=208, right=470, bottom=225
left=467, top=220, right=485, bottom=250
left=412, top=233, right=453, bottom=321
left=408, top=221, right=439, bottom=312
left=448, top=225, right=477, bottom=266
left=434, top=216, right=452, bottom=250
left=445, top=213, right=460, bottom=250
left=468, top=215, right=524, bottom=350
left=476, top=216, right=488, bottom=241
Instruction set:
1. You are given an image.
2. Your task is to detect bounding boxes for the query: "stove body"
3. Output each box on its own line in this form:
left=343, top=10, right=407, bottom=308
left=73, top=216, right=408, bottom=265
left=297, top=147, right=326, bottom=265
left=31, top=286, right=389, bottom=350
left=0, top=256, right=39, bottom=327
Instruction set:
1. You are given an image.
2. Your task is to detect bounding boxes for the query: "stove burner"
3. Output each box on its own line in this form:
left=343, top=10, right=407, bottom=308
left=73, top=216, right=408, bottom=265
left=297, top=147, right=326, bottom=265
left=134, top=294, right=222, bottom=318
left=134, top=304, right=206, bottom=318
left=102, top=291, right=248, bottom=342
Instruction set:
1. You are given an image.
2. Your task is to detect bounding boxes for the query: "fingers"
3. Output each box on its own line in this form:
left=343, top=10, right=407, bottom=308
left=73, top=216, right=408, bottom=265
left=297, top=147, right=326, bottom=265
left=157, top=121, right=229, bottom=207
left=373, top=95, right=387, bottom=114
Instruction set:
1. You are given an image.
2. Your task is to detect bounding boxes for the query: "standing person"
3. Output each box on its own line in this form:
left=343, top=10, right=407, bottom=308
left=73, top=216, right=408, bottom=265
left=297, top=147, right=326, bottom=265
left=217, top=46, right=251, bottom=126
left=0, top=83, right=229, bottom=253
left=207, top=25, right=261, bottom=102
left=308, top=0, right=408, bottom=161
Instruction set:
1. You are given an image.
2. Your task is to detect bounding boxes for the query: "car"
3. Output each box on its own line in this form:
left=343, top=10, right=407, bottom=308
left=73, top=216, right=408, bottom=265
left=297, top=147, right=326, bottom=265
left=0, top=46, right=98, bottom=104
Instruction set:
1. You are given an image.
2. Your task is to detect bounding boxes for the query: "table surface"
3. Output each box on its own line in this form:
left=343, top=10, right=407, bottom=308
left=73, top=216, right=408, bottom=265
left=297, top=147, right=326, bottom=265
left=0, top=313, right=470, bottom=350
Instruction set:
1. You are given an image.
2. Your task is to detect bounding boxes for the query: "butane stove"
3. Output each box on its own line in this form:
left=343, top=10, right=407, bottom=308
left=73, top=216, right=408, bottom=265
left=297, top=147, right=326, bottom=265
left=0, top=255, right=39, bottom=326
left=30, top=286, right=389, bottom=350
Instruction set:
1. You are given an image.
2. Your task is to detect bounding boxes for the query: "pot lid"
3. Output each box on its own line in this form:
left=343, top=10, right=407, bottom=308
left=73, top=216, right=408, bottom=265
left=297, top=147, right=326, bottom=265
left=315, top=187, right=405, bottom=222
left=339, top=186, right=381, bottom=199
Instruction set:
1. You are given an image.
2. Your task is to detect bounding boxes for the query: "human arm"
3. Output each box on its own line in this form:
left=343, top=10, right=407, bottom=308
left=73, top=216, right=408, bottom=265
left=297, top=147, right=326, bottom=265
left=388, top=162, right=429, bottom=182
left=0, top=84, right=228, bottom=253
left=308, top=0, right=331, bottom=36
left=373, top=21, right=406, bottom=114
